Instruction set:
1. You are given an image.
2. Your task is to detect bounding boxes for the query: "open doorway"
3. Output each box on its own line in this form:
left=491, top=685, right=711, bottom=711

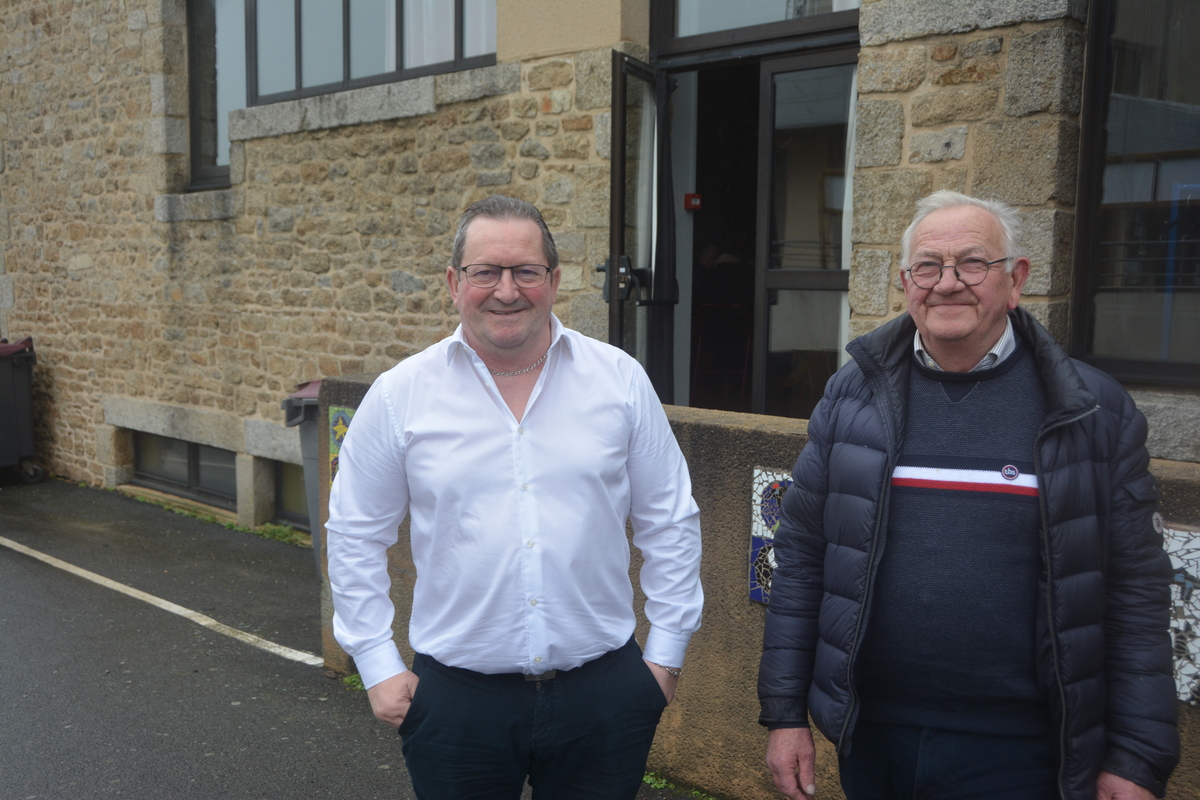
left=685, top=63, right=759, bottom=413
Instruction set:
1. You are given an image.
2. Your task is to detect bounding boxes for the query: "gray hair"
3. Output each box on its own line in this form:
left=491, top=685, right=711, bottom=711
left=901, top=190, right=1024, bottom=272
left=451, top=195, right=559, bottom=271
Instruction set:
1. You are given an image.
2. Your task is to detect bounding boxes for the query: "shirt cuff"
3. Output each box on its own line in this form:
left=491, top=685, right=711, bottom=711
left=352, top=640, right=409, bottom=690
left=643, top=625, right=693, bottom=670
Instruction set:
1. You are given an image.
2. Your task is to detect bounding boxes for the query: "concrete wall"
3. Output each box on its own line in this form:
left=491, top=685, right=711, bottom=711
left=317, top=374, right=1200, bottom=800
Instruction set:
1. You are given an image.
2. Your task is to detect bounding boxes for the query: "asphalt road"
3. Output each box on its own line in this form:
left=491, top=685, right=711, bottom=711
left=0, top=477, right=702, bottom=800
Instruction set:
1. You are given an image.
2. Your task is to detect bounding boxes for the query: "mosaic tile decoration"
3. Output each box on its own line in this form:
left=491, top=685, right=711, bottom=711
left=329, top=406, right=354, bottom=481
left=750, top=468, right=793, bottom=605
left=1164, top=520, right=1200, bottom=706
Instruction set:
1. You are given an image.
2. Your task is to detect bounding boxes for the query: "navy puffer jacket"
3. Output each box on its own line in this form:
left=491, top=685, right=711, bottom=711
left=758, top=307, right=1179, bottom=798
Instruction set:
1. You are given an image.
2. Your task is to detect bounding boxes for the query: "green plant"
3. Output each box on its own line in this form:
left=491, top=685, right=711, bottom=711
left=342, top=674, right=365, bottom=691
left=641, top=772, right=721, bottom=799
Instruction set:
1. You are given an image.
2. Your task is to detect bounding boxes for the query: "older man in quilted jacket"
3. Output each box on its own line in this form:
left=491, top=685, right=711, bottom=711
left=758, top=191, right=1179, bottom=800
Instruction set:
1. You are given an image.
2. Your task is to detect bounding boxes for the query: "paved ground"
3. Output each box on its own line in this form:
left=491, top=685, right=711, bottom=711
left=0, top=477, right=703, bottom=799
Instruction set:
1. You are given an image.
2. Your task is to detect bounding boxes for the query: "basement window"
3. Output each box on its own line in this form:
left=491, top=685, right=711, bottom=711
left=275, top=460, right=310, bottom=529
left=133, top=432, right=237, bottom=510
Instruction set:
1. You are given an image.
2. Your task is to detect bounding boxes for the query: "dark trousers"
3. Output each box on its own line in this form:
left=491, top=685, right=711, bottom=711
left=839, top=721, right=1059, bottom=800
left=398, top=637, right=667, bottom=800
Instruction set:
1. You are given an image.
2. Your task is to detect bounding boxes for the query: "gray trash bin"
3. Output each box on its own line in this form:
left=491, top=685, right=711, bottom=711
left=282, top=380, right=322, bottom=569
left=0, top=337, right=44, bottom=483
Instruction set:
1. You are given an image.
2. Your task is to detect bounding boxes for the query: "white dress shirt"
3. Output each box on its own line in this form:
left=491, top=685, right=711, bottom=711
left=326, top=315, right=703, bottom=690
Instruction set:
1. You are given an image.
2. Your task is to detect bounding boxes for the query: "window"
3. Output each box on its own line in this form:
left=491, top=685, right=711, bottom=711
left=674, top=0, right=861, bottom=38
left=653, top=0, right=860, bottom=59
left=186, top=0, right=496, bottom=188
left=134, top=432, right=238, bottom=509
left=275, top=460, right=310, bottom=529
left=1074, top=0, right=1200, bottom=384
left=247, top=0, right=497, bottom=105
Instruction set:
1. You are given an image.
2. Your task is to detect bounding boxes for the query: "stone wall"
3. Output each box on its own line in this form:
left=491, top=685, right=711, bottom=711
left=849, top=0, right=1086, bottom=344
left=0, top=0, right=630, bottom=486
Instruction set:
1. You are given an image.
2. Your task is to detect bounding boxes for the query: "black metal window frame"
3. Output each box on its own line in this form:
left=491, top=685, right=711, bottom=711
left=1070, top=0, right=1200, bottom=386
left=650, top=0, right=859, bottom=65
left=245, top=0, right=496, bottom=107
left=132, top=432, right=238, bottom=511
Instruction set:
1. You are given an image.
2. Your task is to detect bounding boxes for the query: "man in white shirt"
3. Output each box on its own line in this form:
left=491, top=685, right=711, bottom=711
left=326, top=195, right=704, bottom=799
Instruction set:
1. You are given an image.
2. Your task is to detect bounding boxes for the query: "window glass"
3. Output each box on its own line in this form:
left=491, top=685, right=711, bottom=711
left=1091, top=0, right=1200, bottom=364
left=301, top=0, right=343, bottom=87
left=350, top=0, right=397, bottom=79
left=404, top=0, right=454, bottom=68
left=463, top=0, right=497, bottom=59
left=135, top=432, right=189, bottom=486
left=276, top=461, right=309, bottom=523
left=191, top=0, right=246, bottom=171
left=257, top=0, right=297, bottom=95
left=197, top=445, right=238, bottom=498
left=676, top=0, right=860, bottom=37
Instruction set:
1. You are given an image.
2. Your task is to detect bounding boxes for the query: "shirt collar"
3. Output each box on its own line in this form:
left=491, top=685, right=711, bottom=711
left=913, top=315, right=1015, bottom=372
left=445, top=313, right=573, bottom=366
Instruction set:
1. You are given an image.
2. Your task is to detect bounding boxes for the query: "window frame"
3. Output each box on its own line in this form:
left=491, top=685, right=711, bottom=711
left=187, top=0, right=243, bottom=191
left=132, top=432, right=238, bottom=511
left=1070, top=0, right=1200, bottom=386
left=651, top=0, right=859, bottom=63
left=245, top=0, right=497, bottom=107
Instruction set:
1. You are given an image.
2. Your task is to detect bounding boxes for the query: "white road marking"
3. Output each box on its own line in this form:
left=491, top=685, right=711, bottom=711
left=0, top=535, right=324, bottom=667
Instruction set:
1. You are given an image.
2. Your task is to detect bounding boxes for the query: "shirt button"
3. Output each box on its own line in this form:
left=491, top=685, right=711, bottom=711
left=529, top=599, right=538, bottom=607
left=534, top=656, right=543, bottom=663
left=521, top=483, right=529, bottom=491
left=518, top=427, right=525, bottom=435
left=526, top=540, right=535, bottom=548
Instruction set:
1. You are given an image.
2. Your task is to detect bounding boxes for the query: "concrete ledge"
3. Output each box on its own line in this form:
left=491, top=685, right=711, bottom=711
left=1131, top=390, right=1200, bottom=464
left=228, top=77, right=437, bottom=141
left=860, top=0, right=1087, bottom=45
left=115, top=484, right=239, bottom=526
left=1152, top=459, right=1200, bottom=528
left=103, top=396, right=245, bottom=453
left=245, top=418, right=302, bottom=465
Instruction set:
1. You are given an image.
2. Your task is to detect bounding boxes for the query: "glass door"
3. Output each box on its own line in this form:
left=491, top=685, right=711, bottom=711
left=607, top=51, right=677, bottom=400
left=752, top=51, right=856, bottom=417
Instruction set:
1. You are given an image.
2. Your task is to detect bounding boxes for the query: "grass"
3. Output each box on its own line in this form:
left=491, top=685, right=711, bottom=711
left=342, top=674, right=366, bottom=691
left=642, top=772, right=721, bottom=799
left=127, top=491, right=311, bottom=548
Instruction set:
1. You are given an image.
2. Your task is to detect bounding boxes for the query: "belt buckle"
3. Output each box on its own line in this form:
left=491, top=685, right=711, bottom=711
left=524, top=669, right=557, bottom=682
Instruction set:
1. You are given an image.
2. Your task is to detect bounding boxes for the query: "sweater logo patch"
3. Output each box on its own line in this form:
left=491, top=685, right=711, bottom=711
left=892, top=464, right=1039, bottom=497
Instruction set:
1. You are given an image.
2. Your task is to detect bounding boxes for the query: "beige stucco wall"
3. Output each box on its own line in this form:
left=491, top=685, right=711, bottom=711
left=498, top=0, right=650, bottom=62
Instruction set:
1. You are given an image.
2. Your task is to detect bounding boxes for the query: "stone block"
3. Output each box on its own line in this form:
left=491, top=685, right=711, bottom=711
left=544, top=177, right=574, bottom=204
left=962, top=36, right=1003, bottom=58
left=391, top=272, right=425, bottom=294
left=911, top=86, right=998, bottom=126
left=574, top=165, right=610, bottom=228
left=528, top=61, right=573, bottom=90
left=860, top=0, right=1087, bottom=46
left=477, top=170, right=512, bottom=186
left=536, top=121, right=559, bottom=137
left=0, top=275, right=13, bottom=309
left=236, top=453, right=274, bottom=528
left=144, top=116, right=188, bottom=155
left=149, top=74, right=187, bottom=117
left=555, top=231, right=585, bottom=263
left=518, top=161, right=539, bottom=179
left=932, top=44, right=957, bottom=62
left=499, top=120, right=530, bottom=140
left=595, top=112, right=611, bottom=159
left=1004, top=26, right=1084, bottom=117
left=434, top=63, right=521, bottom=105
left=95, top=423, right=134, bottom=469
left=103, top=466, right=135, bottom=489
left=909, top=126, right=967, bottom=163
left=850, top=249, right=892, bottom=316
left=858, top=47, right=927, bottom=93
left=569, top=290, right=608, bottom=340
left=974, top=119, right=1078, bottom=205
left=852, top=170, right=933, bottom=245
left=932, top=58, right=1001, bottom=86
left=470, top=142, right=507, bottom=169
left=543, top=89, right=572, bottom=114
left=1129, top=391, right=1200, bottom=462
left=1021, top=299, right=1069, bottom=345
left=155, top=189, right=240, bottom=222
left=519, top=139, right=550, bottom=160
left=128, top=8, right=148, bottom=30
left=244, top=418, right=302, bottom=463
left=230, top=79, right=435, bottom=141
left=855, top=100, right=905, bottom=168
left=575, top=48, right=612, bottom=111
left=552, top=133, right=589, bottom=160
left=849, top=318, right=884, bottom=340
left=513, top=96, right=539, bottom=118
left=1020, top=208, right=1074, bottom=295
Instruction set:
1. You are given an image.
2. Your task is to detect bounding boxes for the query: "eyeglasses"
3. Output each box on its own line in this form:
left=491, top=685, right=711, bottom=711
left=458, top=263, right=552, bottom=289
left=906, top=256, right=1011, bottom=288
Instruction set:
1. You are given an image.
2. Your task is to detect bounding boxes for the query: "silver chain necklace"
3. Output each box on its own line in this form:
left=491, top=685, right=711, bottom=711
left=488, top=350, right=548, bottom=377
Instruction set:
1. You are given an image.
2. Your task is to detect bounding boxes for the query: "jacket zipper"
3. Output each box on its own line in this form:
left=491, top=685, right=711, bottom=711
left=1034, top=404, right=1099, bottom=800
left=836, top=354, right=898, bottom=754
